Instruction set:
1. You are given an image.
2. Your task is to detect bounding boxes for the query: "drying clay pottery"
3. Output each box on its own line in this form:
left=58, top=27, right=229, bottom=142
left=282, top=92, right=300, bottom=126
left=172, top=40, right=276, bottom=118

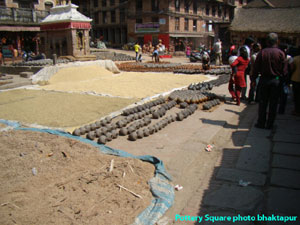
left=73, top=129, right=81, bottom=136
left=119, top=127, right=128, bottom=136
left=98, top=135, right=107, bottom=144
left=129, top=132, right=137, bottom=141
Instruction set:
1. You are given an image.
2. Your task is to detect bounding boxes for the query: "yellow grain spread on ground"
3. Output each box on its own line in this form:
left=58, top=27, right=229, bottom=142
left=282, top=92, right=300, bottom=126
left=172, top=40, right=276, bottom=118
left=40, top=65, right=208, bottom=98
left=0, top=89, right=137, bottom=130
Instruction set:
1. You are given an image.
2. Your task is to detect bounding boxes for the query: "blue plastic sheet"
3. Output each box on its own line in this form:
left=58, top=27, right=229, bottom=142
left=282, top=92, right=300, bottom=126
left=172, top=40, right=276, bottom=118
left=0, top=120, right=174, bottom=225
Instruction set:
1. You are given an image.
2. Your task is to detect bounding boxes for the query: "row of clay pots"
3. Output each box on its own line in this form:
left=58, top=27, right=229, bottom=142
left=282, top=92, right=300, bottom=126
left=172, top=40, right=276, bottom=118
left=169, top=90, right=210, bottom=104
left=122, top=98, right=165, bottom=116
left=176, top=104, right=198, bottom=121
left=152, top=100, right=177, bottom=119
left=128, top=115, right=176, bottom=141
left=72, top=117, right=112, bottom=136
left=203, top=99, right=221, bottom=110
left=188, top=82, right=213, bottom=91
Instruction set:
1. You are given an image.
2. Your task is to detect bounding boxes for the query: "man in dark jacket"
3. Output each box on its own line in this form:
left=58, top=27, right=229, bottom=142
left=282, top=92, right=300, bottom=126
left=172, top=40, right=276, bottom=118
left=252, top=33, right=287, bottom=129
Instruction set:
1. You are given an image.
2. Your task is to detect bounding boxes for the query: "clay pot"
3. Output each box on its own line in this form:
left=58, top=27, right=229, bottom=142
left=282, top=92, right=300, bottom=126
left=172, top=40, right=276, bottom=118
left=143, top=128, right=149, bottom=137
left=111, top=123, right=117, bottom=130
left=79, top=127, right=86, bottom=135
left=87, top=131, right=96, bottom=140
left=98, top=135, right=107, bottom=144
left=106, top=132, right=112, bottom=142
left=90, top=123, right=97, bottom=131
left=148, top=126, right=154, bottom=134
left=137, top=105, right=143, bottom=112
left=119, top=127, right=128, bottom=136
left=100, top=127, right=107, bottom=134
left=105, top=117, right=112, bottom=123
left=73, top=129, right=81, bottom=136
left=95, top=121, right=101, bottom=128
left=152, top=112, right=160, bottom=119
left=127, top=126, right=135, bottom=134
left=106, top=125, right=113, bottom=132
left=116, top=121, right=124, bottom=128
left=138, top=112, right=143, bottom=119
left=177, top=113, right=184, bottom=121
left=84, top=125, right=91, bottom=132
left=129, top=132, right=138, bottom=141
left=180, top=102, right=188, bottom=108
left=95, top=129, right=102, bottom=137
left=133, top=113, right=139, bottom=120
left=112, top=130, right=118, bottom=139
left=137, top=130, right=144, bottom=138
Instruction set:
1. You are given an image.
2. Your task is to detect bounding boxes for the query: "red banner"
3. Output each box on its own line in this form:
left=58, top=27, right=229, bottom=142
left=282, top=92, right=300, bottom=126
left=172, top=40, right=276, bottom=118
left=41, top=22, right=91, bottom=31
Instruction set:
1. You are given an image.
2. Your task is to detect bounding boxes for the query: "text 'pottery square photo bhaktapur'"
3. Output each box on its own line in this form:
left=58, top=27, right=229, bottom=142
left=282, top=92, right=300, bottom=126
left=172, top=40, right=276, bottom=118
left=1, top=0, right=300, bottom=224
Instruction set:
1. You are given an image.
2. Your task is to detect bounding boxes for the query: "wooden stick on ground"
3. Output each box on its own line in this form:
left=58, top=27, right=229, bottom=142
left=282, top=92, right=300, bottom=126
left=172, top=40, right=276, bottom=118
left=109, top=159, right=114, bottom=172
left=116, top=184, right=143, bottom=199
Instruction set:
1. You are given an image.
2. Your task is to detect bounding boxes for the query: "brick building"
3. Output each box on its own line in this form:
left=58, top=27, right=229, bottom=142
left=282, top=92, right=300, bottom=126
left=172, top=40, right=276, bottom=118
left=0, top=0, right=58, bottom=55
left=91, top=0, right=249, bottom=51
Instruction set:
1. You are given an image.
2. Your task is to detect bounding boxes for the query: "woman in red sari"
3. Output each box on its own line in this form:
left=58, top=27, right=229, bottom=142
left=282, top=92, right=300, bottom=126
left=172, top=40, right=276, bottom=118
left=231, top=47, right=250, bottom=105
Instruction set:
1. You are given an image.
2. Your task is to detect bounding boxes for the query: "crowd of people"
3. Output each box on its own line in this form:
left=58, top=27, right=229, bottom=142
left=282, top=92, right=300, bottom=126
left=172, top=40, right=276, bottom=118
left=227, top=33, right=300, bottom=130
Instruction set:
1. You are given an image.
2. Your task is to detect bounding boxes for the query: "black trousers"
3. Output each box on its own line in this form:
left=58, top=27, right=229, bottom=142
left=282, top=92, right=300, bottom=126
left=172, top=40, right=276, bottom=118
left=257, top=77, right=281, bottom=127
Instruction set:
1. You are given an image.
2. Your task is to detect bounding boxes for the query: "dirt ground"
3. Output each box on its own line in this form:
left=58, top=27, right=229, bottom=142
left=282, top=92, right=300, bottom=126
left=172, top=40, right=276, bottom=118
left=0, top=129, right=155, bottom=225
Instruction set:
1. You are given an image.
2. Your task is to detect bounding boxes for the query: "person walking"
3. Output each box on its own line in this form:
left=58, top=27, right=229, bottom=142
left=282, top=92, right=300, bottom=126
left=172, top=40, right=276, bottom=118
left=213, top=39, right=222, bottom=66
left=248, top=43, right=261, bottom=104
left=134, top=42, right=142, bottom=62
left=290, top=48, right=300, bottom=116
left=228, top=49, right=238, bottom=101
left=239, top=37, right=254, bottom=100
left=230, top=47, right=250, bottom=106
left=252, top=33, right=287, bottom=129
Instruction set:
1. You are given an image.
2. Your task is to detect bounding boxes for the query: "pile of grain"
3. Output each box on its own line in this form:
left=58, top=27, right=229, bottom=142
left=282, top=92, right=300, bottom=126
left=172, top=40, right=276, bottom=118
left=40, top=65, right=208, bottom=99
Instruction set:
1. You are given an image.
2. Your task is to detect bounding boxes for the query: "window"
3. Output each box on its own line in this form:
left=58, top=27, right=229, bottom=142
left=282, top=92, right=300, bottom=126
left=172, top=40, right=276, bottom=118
left=224, top=7, right=227, bottom=18
left=175, top=0, right=180, bottom=12
left=193, top=0, right=197, bottom=14
left=102, top=0, right=106, bottom=7
left=94, top=0, right=98, bottom=7
left=184, top=0, right=189, bottom=13
left=212, top=6, right=216, bottom=17
left=184, top=18, right=188, bottom=31
left=175, top=17, right=179, bottom=30
left=102, top=11, right=107, bottom=23
left=94, top=12, right=99, bottom=24
left=193, top=19, right=197, bottom=31
left=111, top=10, right=115, bottom=23
left=151, top=0, right=159, bottom=11
left=218, top=6, right=222, bottom=17
left=0, top=0, right=5, bottom=6
left=18, top=0, right=32, bottom=8
left=205, top=5, right=209, bottom=15
left=136, top=18, right=142, bottom=23
left=110, top=0, right=114, bottom=6
left=120, top=8, right=125, bottom=22
left=136, top=0, right=143, bottom=11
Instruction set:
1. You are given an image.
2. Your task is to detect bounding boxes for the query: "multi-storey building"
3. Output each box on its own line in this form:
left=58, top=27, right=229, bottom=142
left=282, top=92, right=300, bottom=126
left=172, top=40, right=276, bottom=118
left=92, top=0, right=249, bottom=51
left=0, top=0, right=58, bottom=55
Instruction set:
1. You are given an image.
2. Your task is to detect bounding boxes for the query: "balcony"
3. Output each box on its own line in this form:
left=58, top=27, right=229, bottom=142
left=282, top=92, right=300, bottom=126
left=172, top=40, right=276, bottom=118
left=0, top=6, right=49, bottom=25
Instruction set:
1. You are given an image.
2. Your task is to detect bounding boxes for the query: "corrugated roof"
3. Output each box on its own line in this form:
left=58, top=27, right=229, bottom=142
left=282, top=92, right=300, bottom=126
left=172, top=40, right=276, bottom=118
left=245, top=0, right=300, bottom=8
left=230, top=7, right=300, bottom=33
